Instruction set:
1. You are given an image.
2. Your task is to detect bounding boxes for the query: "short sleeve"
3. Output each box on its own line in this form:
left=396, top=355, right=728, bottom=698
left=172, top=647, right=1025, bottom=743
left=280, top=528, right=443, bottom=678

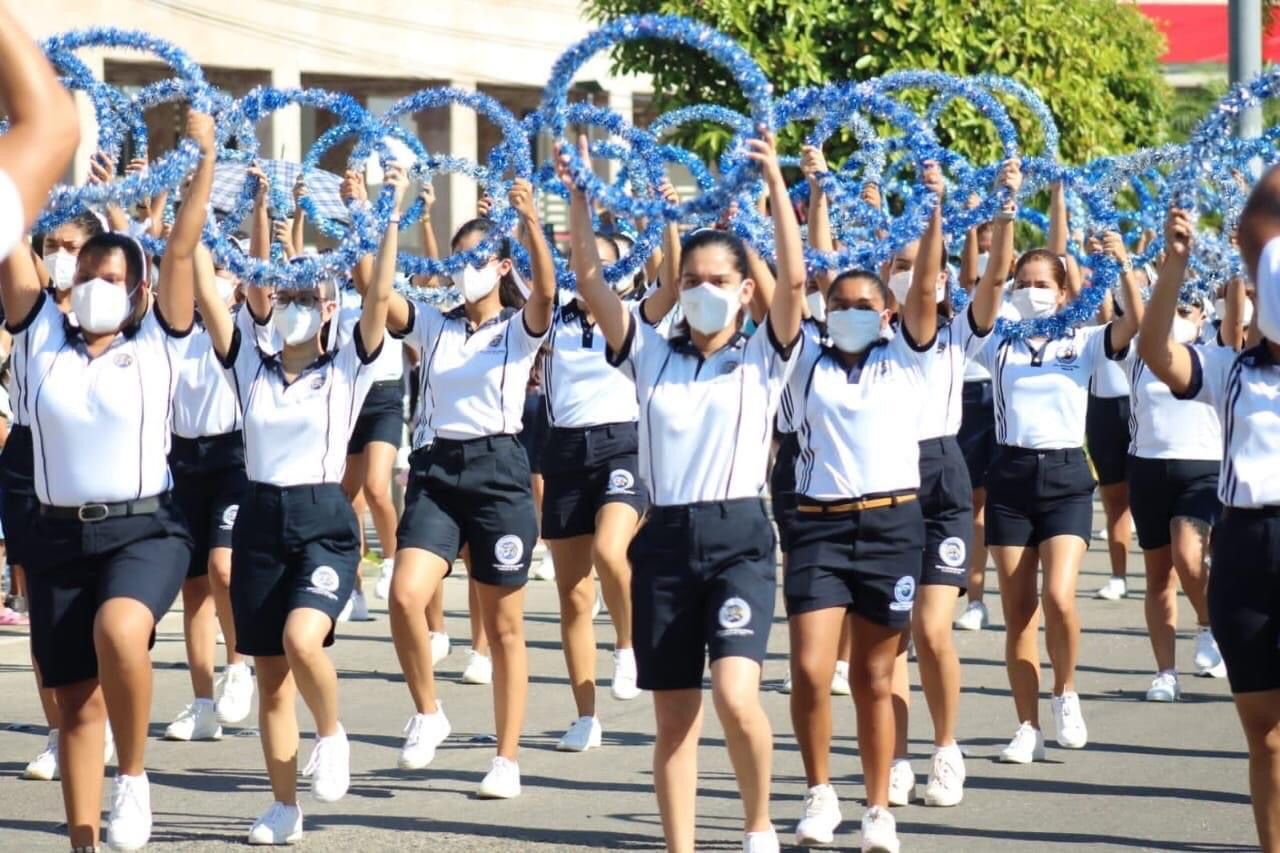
left=956, top=304, right=995, bottom=361
left=510, top=304, right=550, bottom=358
left=1077, top=324, right=1118, bottom=373
left=887, top=326, right=936, bottom=376
left=1173, top=343, right=1236, bottom=405
left=0, top=169, right=24, bottom=263
left=606, top=312, right=659, bottom=382
left=218, top=302, right=267, bottom=391
left=746, top=318, right=801, bottom=391
left=393, top=300, right=445, bottom=355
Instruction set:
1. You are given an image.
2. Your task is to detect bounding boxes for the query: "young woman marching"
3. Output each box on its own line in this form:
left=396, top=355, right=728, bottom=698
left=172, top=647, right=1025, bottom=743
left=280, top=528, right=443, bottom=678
left=568, top=128, right=803, bottom=853
left=1141, top=189, right=1280, bottom=852
left=385, top=178, right=556, bottom=798
left=0, top=110, right=213, bottom=851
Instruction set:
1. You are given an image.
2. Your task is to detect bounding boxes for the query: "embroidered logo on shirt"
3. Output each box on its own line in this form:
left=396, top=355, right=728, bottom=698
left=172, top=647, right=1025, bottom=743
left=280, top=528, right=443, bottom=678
left=605, top=468, right=636, bottom=496
left=220, top=504, right=240, bottom=531
left=489, top=335, right=504, bottom=349
left=937, top=537, right=967, bottom=571
left=719, top=359, right=741, bottom=376
left=717, top=596, right=753, bottom=637
left=311, top=374, right=326, bottom=390
left=890, top=576, right=917, bottom=611
left=494, top=534, right=524, bottom=570
left=114, top=352, right=134, bottom=368
left=1057, top=345, right=1078, bottom=365
left=307, top=565, right=341, bottom=601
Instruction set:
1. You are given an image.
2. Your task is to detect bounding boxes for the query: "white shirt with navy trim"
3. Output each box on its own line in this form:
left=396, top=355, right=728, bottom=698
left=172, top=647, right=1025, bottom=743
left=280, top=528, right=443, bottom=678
left=919, top=306, right=994, bottom=441
left=777, top=319, right=825, bottom=436
left=1176, top=342, right=1280, bottom=508
left=607, top=317, right=798, bottom=506
left=11, top=290, right=185, bottom=506
left=976, top=323, right=1124, bottom=450
left=220, top=305, right=383, bottom=487
left=0, top=169, right=22, bottom=263
left=1123, top=344, right=1221, bottom=461
left=396, top=301, right=547, bottom=446
left=791, top=327, right=936, bottom=500
left=1090, top=334, right=1131, bottom=399
left=543, top=300, right=638, bottom=428
left=334, top=292, right=404, bottom=383
left=172, top=311, right=242, bottom=439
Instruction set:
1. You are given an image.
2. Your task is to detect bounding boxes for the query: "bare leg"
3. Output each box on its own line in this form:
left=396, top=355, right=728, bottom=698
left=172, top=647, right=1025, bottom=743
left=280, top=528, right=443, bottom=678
left=1234, top=690, right=1280, bottom=852
left=281, top=609, right=340, bottom=737
left=206, top=547, right=242, bottom=666
left=992, top=545, right=1041, bottom=726
left=1040, top=534, right=1087, bottom=695
left=362, top=442, right=399, bottom=560
left=179, top=576, right=217, bottom=699
left=389, top=548, right=451, bottom=714
left=710, top=656, right=772, bottom=833
left=1142, top=546, right=1178, bottom=672
left=788, top=607, right=844, bottom=786
left=475, top=582, right=528, bottom=760
left=850, top=613, right=908, bottom=807
left=55, top=679, right=107, bottom=848
left=913, top=585, right=962, bottom=746
left=93, top=598, right=157, bottom=776
left=967, top=487, right=988, bottom=604
left=594, top=502, right=639, bottom=650
left=653, top=689, right=703, bottom=853
left=1099, top=481, right=1132, bottom=581
left=254, top=655, right=299, bottom=805
left=549, top=535, right=597, bottom=718
left=1170, top=517, right=1212, bottom=626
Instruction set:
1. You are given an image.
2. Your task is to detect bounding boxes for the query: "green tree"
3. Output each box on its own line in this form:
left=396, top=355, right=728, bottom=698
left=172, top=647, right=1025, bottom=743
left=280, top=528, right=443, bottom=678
left=584, top=0, right=1171, bottom=167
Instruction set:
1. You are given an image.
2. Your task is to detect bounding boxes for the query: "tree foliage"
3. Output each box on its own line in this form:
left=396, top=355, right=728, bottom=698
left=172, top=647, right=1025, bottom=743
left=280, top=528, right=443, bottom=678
left=584, top=0, right=1172, bottom=167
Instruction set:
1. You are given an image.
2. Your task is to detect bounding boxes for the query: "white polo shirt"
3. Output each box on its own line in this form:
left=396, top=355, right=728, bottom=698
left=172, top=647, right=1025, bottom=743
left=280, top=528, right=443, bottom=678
left=543, top=300, right=638, bottom=428
left=1176, top=342, right=1280, bottom=508
left=0, top=169, right=23, bottom=262
left=172, top=311, right=242, bottom=439
left=608, top=317, right=798, bottom=506
left=1124, top=344, right=1221, bottom=461
left=397, top=301, right=547, bottom=447
left=334, top=292, right=404, bottom=384
left=977, top=323, right=1125, bottom=450
left=919, top=307, right=994, bottom=441
left=1090, top=341, right=1131, bottom=398
left=220, top=304, right=382, bottom=487
left=791, top=327, right=935, bottom=500
left=11, top=291, right=183, bottom=506
left=776, top=319, right=824, bottom=436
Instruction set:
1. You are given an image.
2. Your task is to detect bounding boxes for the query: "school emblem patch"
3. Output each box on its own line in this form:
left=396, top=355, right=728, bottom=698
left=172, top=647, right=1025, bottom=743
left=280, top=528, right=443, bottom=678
left=890, top=576, right=917, bottom=612
left=718, top=597, right=752, bottom=631
left=605, top=468, right=636, bottom=496
left=310, top=565, right=340, bottom=595
left=719, top=359, right=740, bottom=376
left=494, top=534, right=524, bottom=567
left=1057, top=344, right=1078, bottom=364
left=220, top=504, right=239, bottom=531
left=114, top=352, right=133, bottom=368
left=938, top=536, right=966, bottom=568
left=310, top=373, right=326, bottom=390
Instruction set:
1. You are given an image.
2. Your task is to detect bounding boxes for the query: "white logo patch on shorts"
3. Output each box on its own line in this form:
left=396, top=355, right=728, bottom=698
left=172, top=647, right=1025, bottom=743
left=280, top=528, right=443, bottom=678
left=605, top=468, right=636, bottom=496
left=716, top=596, right=753, bottom=637
left=220, top=504, right=240, bottom=531
left=307, top=565, right=341, bottom=601
left=890, top=575, right=917, bottom=612
left=493, top=534, right=524, bottom=571
left=936, top=536, right=966, bottom=573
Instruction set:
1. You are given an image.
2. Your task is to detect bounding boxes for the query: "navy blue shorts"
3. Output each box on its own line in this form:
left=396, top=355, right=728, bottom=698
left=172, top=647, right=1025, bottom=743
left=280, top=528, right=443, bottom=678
left=1127, top=455, right=1221, bottom=550
left=629, top=498, right=777, bottom=690
left=347, top=380, right=404, bottom=455
left=985, top=447, right=1096, bottom=547
left=0, top=424, right=37, bottom=566
left=785, top=496, right=924, bottom=628
left=171, top=432, right=249, bottom=578
left=1086, top=395, right=1130, bottom=487
left=1208, top=508, right=1280, bottom=694
left=770, top=432, right=800, bottom=553
left=397, top=435, right=538, bottom=587
left=541, top=421, right=646, bottom=539
left=957, top=380, right=996, bottom=490
left=230, top=482, right=361, bottom=657
left=519, top=392, right=549, bottom=475
left=918, top=437, right=973, bottom=588
left=25, top=496, right=192, bottom=688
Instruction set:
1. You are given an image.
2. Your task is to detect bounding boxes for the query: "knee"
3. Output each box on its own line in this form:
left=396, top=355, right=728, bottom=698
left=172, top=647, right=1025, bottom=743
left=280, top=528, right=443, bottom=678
left=93, top=609, right=152, bottom=658
left=57, top=686, right=107, bottom=725
left=488, top=611, right=525, bottom=651
left=591, top=540, right=628, bottom=577
left=282, top=626, right=323, bottom=665
left=915, top=617, right=953, bottom=658
left=655, top=702, right=700, bottom=743
left=365, top=479, right=393, bottom=511
left=851, top=655, right=895, bottom=702
left=790, top=653, right=831, bottom=696
left=1041, top=587, right=1075, bottom=621
left=388, top=580, right=422, bottom=619
left=711, top=682, right=763, bottom=731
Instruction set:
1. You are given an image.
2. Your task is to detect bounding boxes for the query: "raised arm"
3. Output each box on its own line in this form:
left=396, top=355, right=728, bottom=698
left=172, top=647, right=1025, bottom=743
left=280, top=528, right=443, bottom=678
left=291, top=175, right=306, bottom=255
left=413, top=183, right=442, bottom=287
left=509, top=178, right=555, bottom=335
left=971, top=159, right=1020, bottom=331
left=88, top=152, right=129, bottom=233
left=640, top=179, right=681, bottom=325
left=746, top=128, right=803, bottom=348
left=1138, top=209, right=1195, bottom=394
left=157, top=111, right=215, bottom=333
left=193, top=243, right=233, bottom=359
left=1220, top=276, right=1249, bottom=351
left=359, top=164, right=407, bottom=356
left=802, top=145, right=836, bottom=295
left=901, top=162, right=944, bottom=347
left=0, top=241, right=44, bottom=325
left=244, top=163, right=274, bottom=323
left=562, top=136, right=630, bottom=352
left=959, top=193, right=983, bottom=289
left=1102, top=230, right=1143, bottom=352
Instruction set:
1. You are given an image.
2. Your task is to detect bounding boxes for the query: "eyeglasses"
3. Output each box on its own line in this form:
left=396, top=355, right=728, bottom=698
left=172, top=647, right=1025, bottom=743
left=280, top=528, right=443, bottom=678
left=271, top=291, right=323, bottom=309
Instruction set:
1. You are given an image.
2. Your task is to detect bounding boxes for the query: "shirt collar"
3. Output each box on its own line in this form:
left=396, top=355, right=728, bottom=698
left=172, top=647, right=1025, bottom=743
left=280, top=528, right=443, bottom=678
left=1240, top=342, right=1277, bottom=368
left=670, top=329, right=748, bottom=359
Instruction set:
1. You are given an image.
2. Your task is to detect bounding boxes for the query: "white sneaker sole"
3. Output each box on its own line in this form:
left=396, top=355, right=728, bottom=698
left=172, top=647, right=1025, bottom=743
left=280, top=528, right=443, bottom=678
left=795, top=827, right=838, bottom=847
left=887, top=785, right=914, bottom=807
left=164, top=727, right=223, bottom=742
left=924, top=786, right=963, bottom=807
left=862, top=840, right=900, bottom=853
left=248, top=828, right=303, bottom=845
left=1145, top=691, right=1178, bottom=703
left=998, top=749, right=1045, bottom=764
left=611, top=684, right=641, bottom=701
left=217, top=706, right=252, bottom=726
left=1197, top=662, right=1227, bottom=679
left=397, top=752, right=437, bottom=770
left=21, top=766, right=56, bottom=782
left=477, top=785, right=520, bottom=799
left=106, top=831, right=151, bottom=852
left=461, top=673, right=492, bottom=685
left=1055, top=736, right=1087, bottom=750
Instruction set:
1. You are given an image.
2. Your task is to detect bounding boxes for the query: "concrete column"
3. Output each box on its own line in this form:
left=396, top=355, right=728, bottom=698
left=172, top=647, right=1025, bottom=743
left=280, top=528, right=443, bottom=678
left=604, top=88, right=634, bottom=184
left=70, top=51, right=104, bottom=186
left=267, top=65, right=302, bottom=161
left=442, top=78, right=478, bottom=246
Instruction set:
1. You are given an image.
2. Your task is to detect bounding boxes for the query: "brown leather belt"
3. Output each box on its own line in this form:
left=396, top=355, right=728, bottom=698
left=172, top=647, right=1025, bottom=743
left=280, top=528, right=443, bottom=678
left=797, top=493, right=917, bottom=514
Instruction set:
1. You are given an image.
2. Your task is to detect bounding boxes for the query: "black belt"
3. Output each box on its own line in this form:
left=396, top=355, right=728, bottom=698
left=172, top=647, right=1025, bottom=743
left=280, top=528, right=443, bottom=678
left=40, top=495, right=163, bottom=523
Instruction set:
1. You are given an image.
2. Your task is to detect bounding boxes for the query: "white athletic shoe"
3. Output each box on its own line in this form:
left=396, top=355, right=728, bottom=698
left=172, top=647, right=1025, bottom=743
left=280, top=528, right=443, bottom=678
left=831, top=660, right=852, bottom=696
left=478, top=756, right=521, bottom=799
left=923, top=744, right=965, bottom=807
left=216, top=662, right=255, bottom=725
left=556, top=716, right=602, bottom=752
left=1052, top=691, right=1088, bottom=749
left=22, top=730, right=58, bottom=781
left=887, top=758, right=915, bottom=806
left=164, top=699, right=223, bottom=741
left=337, top=593, right=354, bottom=622
left=1194, top=626, right=1227, bottom=677
left=303, top=726, right=350, bottom=802
left=859, top=805, right=900, bottom=853
left=611, top=648, right=641, bottom=700
left=780, top=670, right=792, bottom=694
left=347, top=589, right=372, bottom=621
left=1094, top=577, right=1127, bottom=600
left=374, top=560, right=394, bottom=601
left=528, top=551, right=556, bottom=581
left=461, top=650, right=493, bottom=685
left=248, top=801, right=303, bottom=845
left=216, top=631, right=226, bottom=645
left=105, top=772, right=151, bottom=851
left=743, top=826, right=780, bottom=853
left=795, top=782, right=841, bottom=847
left=105, top=723, right=116, bottom=765
left=998, top=722, right=1046, bottom=763
left=430, top=632, right=452, bottom=666
left=398, top=705, right=452, bottom=770
left=1145, top=671, right=1181, bottom=702
left=953, top=600, right=989, bottom=631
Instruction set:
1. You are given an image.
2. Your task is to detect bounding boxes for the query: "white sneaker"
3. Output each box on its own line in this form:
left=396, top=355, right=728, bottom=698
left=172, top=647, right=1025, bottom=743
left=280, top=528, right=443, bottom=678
left=303, top=726, right=350, bottom=802
left=337, top=593, right=354, bottom=622
left=430, top=632, right=452, bottom=666
left=743, top=827, right=780, bottom=853
left=1052, top=691, right=1088, bottom=749
left=165, top=699, right=223, bottom=741
left=348, top=589, right=371, bottom=621
left=998, top=722, right=1046, bottom=763
left=216, top=662, right=255, bottom=725
left=216, top=631, right=226, bottom=645
left=780, top=670, right=792, bottom=694
left=22, top=729, right=58, bottom=781
left=1194, top=626, right=1227, bottom=677
left=105, top=723, right=116, bottom=765
left=248, top=801, right=303, bottom=845
left=374, top=560, right=394, bottom=601
left=1145, top=671, right=1180, bottom=702
left=611, top=648, right=641, bottom=701
left=860, top=805, right=899, bottom=853
left=831, top=660, right=852, bottom=696
left=105, top=772, right=151, bottom=851
left=953, top=600, right=988, bottom=631
left=923, top=744, right=965, bottom=807
left=477, top=756, right=521, bottom=798
left=461, top=650, right=493, bottom=685
left=795, top=782, right=841, bottom=847
left=887, top=758, right=915, bottom=806
left=398, top=705, right=452, bottom=770
left=556, top=716, right=602, bottom=752
left=528, top=551, right=555, bottom=581
left=1094, top=577, right=1127, bottom=600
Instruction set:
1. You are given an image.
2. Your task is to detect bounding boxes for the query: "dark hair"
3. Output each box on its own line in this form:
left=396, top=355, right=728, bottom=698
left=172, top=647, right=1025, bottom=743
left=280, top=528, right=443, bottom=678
left=451, top=218, right=524, bottom=309
left=79, top=231, right=146, bottom=289
left=1013, top=248, right=1067, bottom=289
left=595, top=233, right=621, bottom=265
left=38, top=211, right=104, bottom=249
left=680, top=229, right=750, bottom=280
left=830, top=269, right=890, bottom=306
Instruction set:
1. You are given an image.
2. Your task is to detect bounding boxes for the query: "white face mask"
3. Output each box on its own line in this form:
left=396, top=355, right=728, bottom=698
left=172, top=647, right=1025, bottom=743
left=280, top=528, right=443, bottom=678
left=214, top=272, right=237, bottom=306
left=679, top=281, right=743, bottom=335
left=45, top=249, right=77, bottom=291
left=273, top=302, right=324, bottom=346
left=826, top=308, right=884, bottom=353
left=805, top=291, right=827, bottom=322
left=976, top=252, right=991, bottom=280
left=887, top=269, right=912, bottom=305
left=1010, top=287, right=1059, bottom=320
left=70, top=277, right=133, bottom=334
left=452, top=264, right=500, bottom=304
left=1172, top=315, right=1199, bottom=344
left=1213, top=298, right=1226, bottom=320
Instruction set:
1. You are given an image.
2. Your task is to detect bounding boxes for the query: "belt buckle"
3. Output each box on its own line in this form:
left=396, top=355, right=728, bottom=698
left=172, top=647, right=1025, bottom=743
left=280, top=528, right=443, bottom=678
left=77, top=503, right=110, bottom=522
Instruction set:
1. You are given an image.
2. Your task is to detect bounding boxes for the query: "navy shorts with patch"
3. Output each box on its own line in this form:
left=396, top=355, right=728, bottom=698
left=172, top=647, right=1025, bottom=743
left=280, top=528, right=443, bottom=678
left=25, top=496, right=192, bottom=688
left=918, top=437, right=973, bottom=588
left=630, top=498, right=776, bottom=691
left=985, top=446, right=1096, bottom=547
left=347, top=380, right=405, bottom=455
left=171, top=432, right=249, bottom=578
left=1208, top=508, right=1280, bottom=694
left=1127, top=455, right=1221, bottom=550
left=541, top=421, right=646, bottom=539
left=230, top=482, right=361, bottom=657
left=397, top=435, right=538, bottom=587
left=957, top=380, right=996, bottom=490
left=1086, top=394, right=1130, bottom=486
left=770, top=432, right=800, bottom=553
left=0, top=424, right=37, bottom=567
left=785, top=497, right=925, bottom=628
